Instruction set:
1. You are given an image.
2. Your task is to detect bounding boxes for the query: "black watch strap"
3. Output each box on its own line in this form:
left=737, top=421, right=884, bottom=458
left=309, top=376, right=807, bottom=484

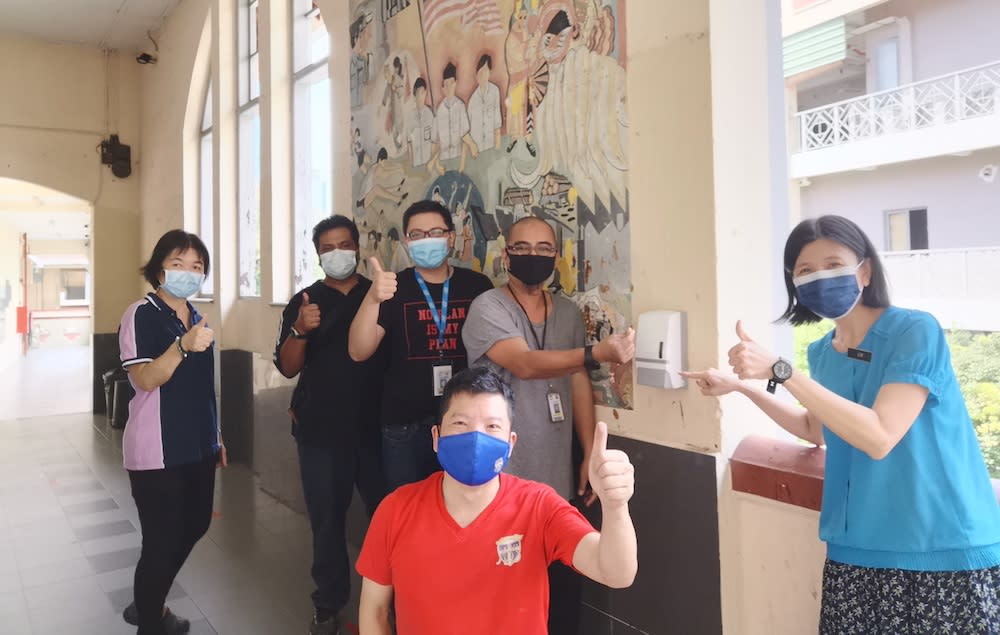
left=583, top=345, right=600, bottom=371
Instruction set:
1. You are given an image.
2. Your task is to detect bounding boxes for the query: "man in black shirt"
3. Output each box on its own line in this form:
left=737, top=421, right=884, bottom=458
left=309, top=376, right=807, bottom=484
left=274, top=215, right=386, bottom=635
left=349, top=200, right=494, bottom=492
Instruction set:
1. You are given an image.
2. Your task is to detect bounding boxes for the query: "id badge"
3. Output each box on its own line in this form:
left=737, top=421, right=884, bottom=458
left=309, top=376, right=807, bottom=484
left=433, top=363, right=453, bottom=397
left=547, top=391, right=565, bottom=423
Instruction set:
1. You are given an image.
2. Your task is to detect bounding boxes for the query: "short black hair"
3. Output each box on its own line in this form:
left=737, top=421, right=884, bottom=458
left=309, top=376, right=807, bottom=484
left=141, top=230, right=211, bottom=289
left=413, top=77, right=426, bottom=93
left=779, top=215, right=890, bottom=325
left=443, top=62, right=457, bottom=81
left=312, top=215, right=360, bottom=253
left=546, top=9, right=571, bottom=35
left=438, top=367, right=515, bottom=427
left=402, top=200, right=455, bottom=233
left=376, top=147, right=388, bottom=162
left=477, top=54, right=492, bottom=71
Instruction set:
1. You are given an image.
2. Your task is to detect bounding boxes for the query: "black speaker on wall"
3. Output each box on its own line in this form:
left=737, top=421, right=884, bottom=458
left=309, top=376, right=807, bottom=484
left=100, top=134, right=132, bottom=178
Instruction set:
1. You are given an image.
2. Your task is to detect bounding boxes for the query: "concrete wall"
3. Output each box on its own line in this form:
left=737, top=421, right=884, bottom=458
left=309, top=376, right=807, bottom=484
left=801, top=148, right=1000, bottom=250
left=0, top=34, right=141, bottom=337
left=869, top=0, right=1000, bottom=81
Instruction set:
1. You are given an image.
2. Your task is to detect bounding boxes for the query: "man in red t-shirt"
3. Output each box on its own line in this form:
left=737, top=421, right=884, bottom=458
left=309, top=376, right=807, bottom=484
left=356, top=367, right=638, bottom=634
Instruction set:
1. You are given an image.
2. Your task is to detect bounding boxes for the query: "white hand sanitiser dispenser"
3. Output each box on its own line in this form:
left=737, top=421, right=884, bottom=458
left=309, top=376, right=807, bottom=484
left=636, top=310, right=687, bottom=389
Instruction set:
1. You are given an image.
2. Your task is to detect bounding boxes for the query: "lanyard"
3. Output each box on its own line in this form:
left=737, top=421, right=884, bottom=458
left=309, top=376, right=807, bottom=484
left=415, top=271, right=450, bottom=354
left=508, top=286, right=548, bottom=351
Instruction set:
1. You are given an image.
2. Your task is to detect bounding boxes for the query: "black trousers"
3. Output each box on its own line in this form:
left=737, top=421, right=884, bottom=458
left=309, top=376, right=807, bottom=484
left=129, top=454, right=217, bottom=635
left=298, top=434, right=386, bottom=613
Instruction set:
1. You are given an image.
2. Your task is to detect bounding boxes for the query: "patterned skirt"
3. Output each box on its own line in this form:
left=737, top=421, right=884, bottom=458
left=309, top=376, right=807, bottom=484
left=820, top=559, right=1000, bottom=634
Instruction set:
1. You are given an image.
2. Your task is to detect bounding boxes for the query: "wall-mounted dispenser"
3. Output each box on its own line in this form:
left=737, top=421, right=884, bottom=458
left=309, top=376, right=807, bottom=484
left=636, top=310, right=687, bottom=389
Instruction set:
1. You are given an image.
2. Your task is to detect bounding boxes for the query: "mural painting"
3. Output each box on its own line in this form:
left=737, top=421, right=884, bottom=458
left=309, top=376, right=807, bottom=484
left=350, top=0, right=632, bottom=408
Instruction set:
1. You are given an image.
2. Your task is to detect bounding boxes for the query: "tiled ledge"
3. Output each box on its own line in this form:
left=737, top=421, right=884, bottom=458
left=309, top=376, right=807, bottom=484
left=730, top=436, right=825, bottom=511
left=732, top=435, right=1000, bottom=510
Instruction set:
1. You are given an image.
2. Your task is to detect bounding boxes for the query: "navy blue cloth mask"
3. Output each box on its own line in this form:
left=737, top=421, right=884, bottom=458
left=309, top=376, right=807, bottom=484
left=793, top=262, right=864, bottom=320
left=436, top=431, right=511, bottom=486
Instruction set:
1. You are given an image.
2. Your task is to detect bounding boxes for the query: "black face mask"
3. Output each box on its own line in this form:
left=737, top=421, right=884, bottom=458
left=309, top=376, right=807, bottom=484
left=507, top=254, right=556, bottom=286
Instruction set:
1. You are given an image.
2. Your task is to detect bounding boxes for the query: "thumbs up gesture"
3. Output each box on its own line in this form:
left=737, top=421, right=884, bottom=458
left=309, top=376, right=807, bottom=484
left=588, top=422, right=634, bottom=510
left=295, top=291, right=321, bottom=334
left=367, top=257, right=397, bottom=304
left=727, top=320, right=779, bottom=380
left=181, top=320, right=214, bottom=353
left=593, top=327, right=636, bottom=365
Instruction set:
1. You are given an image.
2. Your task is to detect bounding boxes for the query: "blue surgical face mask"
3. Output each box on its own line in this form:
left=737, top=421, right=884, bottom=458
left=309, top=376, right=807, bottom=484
left=407, top=237, right=450, bottom=269
left=161, top=270, right=205, bottom=299
left=320, top=249, right=358, bottom=280
left=793, top=261, right=864, bottom=320
left=436, top=430, right=511, bottom=486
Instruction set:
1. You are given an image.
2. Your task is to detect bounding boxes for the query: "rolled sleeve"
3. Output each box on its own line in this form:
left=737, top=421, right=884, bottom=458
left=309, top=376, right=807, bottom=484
left=463, top=292, right=525, bottom=366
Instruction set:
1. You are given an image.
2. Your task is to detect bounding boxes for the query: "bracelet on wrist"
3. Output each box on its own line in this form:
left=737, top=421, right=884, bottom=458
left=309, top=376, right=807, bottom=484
left=175, top=336, right=189, bottom=359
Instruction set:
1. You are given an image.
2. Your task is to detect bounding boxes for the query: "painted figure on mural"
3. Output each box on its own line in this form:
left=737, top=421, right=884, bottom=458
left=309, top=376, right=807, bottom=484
left=349, top=9, right=374, bottom=109
left=504, top=5, right=539, bottom=156
left=379, top=56, right=409, bottom=154
left=357, top=148, right=408, bottom=211
left=431, top=62, right=477, bottom=175
left=468, top=54, right=503, bottom=154
left=406, top=77, right=436, bottom=170
left=513, top=1, right=628, bottom=219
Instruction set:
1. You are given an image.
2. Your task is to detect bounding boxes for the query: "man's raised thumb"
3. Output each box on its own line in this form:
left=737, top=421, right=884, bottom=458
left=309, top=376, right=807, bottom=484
left=369, top=256, right=384, bottom=274
left=592, top=421, right=609, bottom=456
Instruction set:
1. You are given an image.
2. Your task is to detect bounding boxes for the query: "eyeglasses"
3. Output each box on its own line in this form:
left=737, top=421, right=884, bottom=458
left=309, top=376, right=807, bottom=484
left=507, top=243, right=558, bottom=257
left=406, top=228, right=451, bottom=240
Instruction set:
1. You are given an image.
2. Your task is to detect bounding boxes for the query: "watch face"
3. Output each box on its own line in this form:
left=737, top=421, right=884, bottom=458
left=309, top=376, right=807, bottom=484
left=774, top=359, right=793, bottom=381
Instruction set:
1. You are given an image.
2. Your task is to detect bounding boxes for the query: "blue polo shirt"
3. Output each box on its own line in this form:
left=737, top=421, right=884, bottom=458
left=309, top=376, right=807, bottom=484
left=809, top=306, right=1000, bottom=571
left=119, top=292, right=219, bottom=471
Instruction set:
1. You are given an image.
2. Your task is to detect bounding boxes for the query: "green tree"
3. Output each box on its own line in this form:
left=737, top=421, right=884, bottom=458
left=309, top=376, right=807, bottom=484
left=793, top=325, right=1000, bottom=477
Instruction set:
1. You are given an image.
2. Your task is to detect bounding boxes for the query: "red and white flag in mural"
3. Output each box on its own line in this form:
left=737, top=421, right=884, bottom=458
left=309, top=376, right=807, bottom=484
left=422, top=0, right=503, bottom=37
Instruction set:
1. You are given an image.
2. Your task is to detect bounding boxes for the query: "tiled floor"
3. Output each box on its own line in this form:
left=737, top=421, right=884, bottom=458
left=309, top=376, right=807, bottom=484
left=0, top=346, right=92, bottom=420
left=0, top=413, right=363, bottom=634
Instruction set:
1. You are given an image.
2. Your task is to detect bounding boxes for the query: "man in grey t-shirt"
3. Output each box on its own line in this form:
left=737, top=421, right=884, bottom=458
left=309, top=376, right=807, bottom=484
left=462, top=216, right=635, bottom=634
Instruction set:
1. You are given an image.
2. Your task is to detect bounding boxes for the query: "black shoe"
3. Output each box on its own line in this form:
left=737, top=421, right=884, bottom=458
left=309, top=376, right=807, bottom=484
left=163, top=609, right=191, bottom=634
left=526, top=141, right=536, bottom=157
left=123, top=603, right=190, bottom=634
left=309, top=610, right=340, bottom=635
left=122, top=602, right=138, bottom=626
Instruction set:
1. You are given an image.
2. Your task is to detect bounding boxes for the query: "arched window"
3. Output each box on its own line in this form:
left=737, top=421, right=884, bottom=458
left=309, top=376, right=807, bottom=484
left=292, top=0, right=332, bottom=288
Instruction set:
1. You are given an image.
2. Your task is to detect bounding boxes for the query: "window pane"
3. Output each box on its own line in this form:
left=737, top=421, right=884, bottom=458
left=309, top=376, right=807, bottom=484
left=239, top=106, right=262, bottom=297
left=888, top=211, right=909, bottom=251
left=250, top=53, right=260, bottom=101
left=201, top=83, right=212, bottom=132
left=199, top=132, right=215, bottom=296
left=293, top=65, right=332, bottom=289
left=875, top=38, right=899, bottom=92
left=294, top=0, right=329, bottom=71
left=249, top=0, right=259, bottom=55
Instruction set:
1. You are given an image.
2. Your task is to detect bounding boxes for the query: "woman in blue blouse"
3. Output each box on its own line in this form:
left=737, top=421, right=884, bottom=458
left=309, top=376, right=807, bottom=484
left=686, top=215, right=1000, bottom=633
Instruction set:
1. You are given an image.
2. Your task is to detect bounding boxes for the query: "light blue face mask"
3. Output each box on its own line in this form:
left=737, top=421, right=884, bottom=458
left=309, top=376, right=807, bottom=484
left=320, top=249, right=358, bottom=280
left=161, top=270, right=205, bottom=299
left=793, top=261, right=864, bottom=320
left=407, top=237, right=450, bottom=269
left=436, top=430, right=511, bottom=486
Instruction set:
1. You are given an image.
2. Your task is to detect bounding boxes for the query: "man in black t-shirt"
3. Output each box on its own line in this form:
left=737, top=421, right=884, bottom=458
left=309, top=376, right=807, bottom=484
left=274, top=215, right=386, bottom=635
left=349, top=200, right=494, bottom=492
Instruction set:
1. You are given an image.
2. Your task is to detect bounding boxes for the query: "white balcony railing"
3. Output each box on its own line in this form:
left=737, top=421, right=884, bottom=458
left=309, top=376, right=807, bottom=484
left=882, top=247, right=1000, bottom=332
left=797, top=61, right=1000, bottom=151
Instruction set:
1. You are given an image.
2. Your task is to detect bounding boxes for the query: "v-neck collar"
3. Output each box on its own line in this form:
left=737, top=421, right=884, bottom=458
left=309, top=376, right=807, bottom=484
left=436, top=473, right=507, bottom=534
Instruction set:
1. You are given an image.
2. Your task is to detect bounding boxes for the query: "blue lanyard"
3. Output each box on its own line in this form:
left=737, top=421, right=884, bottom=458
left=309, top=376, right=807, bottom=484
left=414, top=271, right=450, bottom=353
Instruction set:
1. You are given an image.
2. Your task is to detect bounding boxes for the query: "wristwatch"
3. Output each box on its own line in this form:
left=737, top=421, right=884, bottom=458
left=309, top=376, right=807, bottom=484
left=289, top=326, right=307, bottom=340
left=583, top=345, right=600, bottom=371
left=767, top=358, right=793, bottom=394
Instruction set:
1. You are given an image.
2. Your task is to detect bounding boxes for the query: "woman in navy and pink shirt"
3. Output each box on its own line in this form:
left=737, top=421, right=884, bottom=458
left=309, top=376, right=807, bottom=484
left=118, top=229, right=224, bottom=635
